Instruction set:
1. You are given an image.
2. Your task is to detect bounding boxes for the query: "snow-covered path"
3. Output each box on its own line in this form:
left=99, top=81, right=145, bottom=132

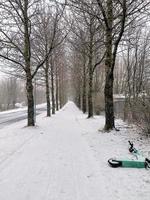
left=0, top=101, right=149, bottom=200
left=0, top=102, right=104, bottom=200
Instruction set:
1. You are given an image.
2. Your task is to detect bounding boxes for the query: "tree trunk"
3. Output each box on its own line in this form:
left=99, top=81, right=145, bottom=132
left=26, top=74, right=35, bottom=126
left=88, top=25, right=94, bottom=118
left=56, top=71, right=59, bottom=111
left=78, top=89, right=82, bottom=109
left=104, top=0, right=114, bottom=130
left=50, top=59, right=55, bottom=114
left=104, top=65, right=114, bottom=130
left=88, top=61, right=93, bottom=118
left=45, top=65, right=51, bottom=117
left=24, top=0, right=34, bottom=126
left=82, top=62, right=87, bottom=113
left=59, top=76, right=62, bottom=109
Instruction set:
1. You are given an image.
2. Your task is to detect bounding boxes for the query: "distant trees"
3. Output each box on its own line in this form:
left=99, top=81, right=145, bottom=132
left=0, top=77, right=46, bottom=111
left=0, top=77, right=17, bottom=110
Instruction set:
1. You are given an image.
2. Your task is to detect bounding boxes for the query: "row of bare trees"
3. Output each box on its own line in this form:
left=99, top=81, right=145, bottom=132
left=0, top=0, right=150, bottom=132
left=66, top=0, right=150, bottom=131
left=0, top=0, right=68, bottom=125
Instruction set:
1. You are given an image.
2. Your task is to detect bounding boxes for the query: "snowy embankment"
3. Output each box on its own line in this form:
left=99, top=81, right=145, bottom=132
left=0, top=101, right=149, bottom=200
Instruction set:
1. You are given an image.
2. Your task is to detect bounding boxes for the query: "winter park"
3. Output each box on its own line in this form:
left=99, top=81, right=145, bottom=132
left=0, top=0, right=150, bottom=200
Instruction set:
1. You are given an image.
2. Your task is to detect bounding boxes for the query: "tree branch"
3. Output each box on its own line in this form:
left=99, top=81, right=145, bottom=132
left=0, top=54, right=26, bottom=71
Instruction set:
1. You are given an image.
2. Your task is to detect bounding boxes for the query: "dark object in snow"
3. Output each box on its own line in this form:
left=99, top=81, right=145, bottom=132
left=128, top=141, right=138, bottom=153
left=108, top=141, right=150, bottom=169
left=108, top=159, right=122, bottom=167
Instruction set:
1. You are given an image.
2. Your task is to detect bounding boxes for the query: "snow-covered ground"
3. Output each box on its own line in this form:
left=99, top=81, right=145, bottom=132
left=0, top=101, right=149, bottom=200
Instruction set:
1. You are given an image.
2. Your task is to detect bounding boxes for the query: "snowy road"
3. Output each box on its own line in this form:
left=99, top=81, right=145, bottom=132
left=0, top=101, right=149, bottom=200
left=0, top=106, right=46, bottom=128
